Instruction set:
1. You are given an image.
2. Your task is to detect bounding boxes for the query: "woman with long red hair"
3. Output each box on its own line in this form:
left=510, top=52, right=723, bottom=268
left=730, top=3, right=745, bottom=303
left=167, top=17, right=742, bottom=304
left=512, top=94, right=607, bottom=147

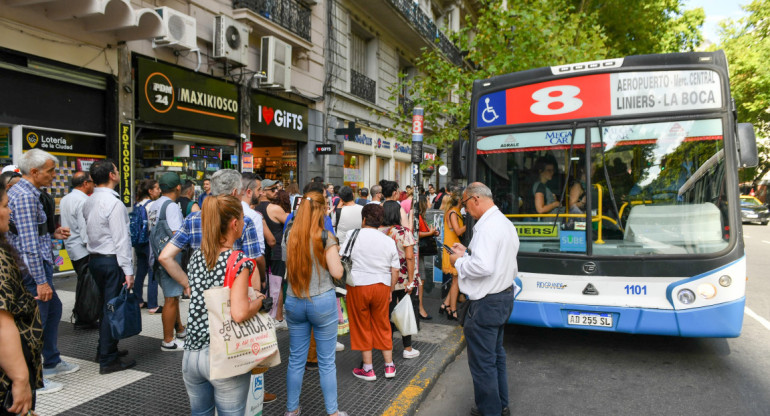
left=284, top=191, right=347, bottom=416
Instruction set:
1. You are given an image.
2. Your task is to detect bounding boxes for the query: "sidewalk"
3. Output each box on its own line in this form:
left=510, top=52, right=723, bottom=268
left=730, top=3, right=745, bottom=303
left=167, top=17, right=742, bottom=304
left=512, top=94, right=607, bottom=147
left=38, top=273, right=465, bottom=416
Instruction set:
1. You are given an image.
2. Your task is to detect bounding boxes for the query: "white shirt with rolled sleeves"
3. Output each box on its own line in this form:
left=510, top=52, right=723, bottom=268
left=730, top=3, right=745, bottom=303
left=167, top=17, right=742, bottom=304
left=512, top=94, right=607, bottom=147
left=454, top=205, right=519, bottom=301
left=83, top=187, right=134, bottom=276
left=59, top=188, right=89, bottom=261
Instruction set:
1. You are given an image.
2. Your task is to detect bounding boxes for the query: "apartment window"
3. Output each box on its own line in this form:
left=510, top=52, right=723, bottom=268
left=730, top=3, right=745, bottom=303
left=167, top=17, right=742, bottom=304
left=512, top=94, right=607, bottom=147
left=351, top=32, right=367, bottom=74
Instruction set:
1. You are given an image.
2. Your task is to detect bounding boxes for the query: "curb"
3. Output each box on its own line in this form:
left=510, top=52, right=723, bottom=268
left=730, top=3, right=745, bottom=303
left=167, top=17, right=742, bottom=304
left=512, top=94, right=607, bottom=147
left=381, top=326, right=466, bottom=416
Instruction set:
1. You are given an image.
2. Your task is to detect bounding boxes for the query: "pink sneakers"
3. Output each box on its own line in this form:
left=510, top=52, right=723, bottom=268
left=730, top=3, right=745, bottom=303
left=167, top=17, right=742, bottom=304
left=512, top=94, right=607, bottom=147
left=384, top=364, right=396, bottom=379
left=352, top=367, right=377, bottom=381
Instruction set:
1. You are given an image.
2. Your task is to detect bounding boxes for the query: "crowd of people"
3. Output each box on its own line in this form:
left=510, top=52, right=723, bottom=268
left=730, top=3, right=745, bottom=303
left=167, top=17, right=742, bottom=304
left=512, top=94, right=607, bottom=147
left=0, top=149, right=439, bottom=415
left=0, top=148, right=519, bottom=416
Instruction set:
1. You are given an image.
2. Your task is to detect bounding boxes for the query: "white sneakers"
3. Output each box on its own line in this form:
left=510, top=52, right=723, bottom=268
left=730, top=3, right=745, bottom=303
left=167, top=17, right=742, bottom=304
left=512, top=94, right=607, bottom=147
left=403, top=348, right=420, bottom=359
left=37, top=378, right=63, bottom=394
left=42, top=360, right=80, bottom=378
left=336, top=342, right=345, bottom=352
left=161, top=339, right=184, bottom=351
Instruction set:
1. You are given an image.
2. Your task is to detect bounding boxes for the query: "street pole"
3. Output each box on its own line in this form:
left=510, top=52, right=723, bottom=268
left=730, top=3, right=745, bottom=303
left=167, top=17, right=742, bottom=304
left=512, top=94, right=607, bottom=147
left=411, top=107, right=424, bottom=270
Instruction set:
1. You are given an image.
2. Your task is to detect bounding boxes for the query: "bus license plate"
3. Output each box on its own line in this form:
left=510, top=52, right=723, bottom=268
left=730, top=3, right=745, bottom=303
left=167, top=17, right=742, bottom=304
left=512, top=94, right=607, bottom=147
left=567, top=312, right=613, bottom=327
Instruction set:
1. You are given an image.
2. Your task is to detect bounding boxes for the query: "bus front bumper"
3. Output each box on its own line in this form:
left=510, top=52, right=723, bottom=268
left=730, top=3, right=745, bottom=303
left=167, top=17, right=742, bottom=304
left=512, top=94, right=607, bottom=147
left=508, top=297, right=745, bottom=337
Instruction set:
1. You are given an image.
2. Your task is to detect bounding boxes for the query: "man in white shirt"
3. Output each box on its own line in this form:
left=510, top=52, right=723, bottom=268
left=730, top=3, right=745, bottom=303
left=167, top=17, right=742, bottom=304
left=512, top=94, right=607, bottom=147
left=427, top=184, right=437, bottom=207
left=240, top=175, right=275, bottom=254
left=59, top=171, right=95, bottom=328
left=83, top=160, right=136, bottom=374
left=147, top=172, right=186, bottom=352
left=368, top=185, right=383, bottom=204
left=449, top=182, right=518, bottom=416
left=336, top=186, right=363, bottom=245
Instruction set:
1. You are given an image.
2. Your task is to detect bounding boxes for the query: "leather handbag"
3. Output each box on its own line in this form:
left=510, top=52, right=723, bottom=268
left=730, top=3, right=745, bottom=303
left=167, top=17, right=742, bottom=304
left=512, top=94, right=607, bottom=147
left=338, top=228, right=360, bottom=288
left=106, top=286, right=142, bottom=339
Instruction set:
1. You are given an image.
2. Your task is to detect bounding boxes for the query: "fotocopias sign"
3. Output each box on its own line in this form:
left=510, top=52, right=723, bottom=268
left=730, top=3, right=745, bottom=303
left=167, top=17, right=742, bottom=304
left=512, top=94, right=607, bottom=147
left=135, top=56, right=239, bottom=135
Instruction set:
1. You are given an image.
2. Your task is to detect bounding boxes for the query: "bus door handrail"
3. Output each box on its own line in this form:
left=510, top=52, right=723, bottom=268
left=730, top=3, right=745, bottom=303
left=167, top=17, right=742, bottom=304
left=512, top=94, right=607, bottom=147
left=504, top=183, right=619, bottom=244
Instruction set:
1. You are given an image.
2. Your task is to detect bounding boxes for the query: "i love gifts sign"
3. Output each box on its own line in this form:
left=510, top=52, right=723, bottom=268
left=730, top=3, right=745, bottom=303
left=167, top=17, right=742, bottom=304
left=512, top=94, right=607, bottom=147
left=250, top=92, right=308, bottom=142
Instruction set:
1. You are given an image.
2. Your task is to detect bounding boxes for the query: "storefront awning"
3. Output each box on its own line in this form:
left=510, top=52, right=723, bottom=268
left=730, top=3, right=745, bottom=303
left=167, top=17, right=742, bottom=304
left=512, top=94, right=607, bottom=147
left=7, top=0, right=165, bottom=41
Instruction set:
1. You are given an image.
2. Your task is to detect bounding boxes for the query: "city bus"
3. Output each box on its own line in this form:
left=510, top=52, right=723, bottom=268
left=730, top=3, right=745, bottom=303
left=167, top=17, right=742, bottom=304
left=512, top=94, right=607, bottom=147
left=467, top=51, right=757, bottom=337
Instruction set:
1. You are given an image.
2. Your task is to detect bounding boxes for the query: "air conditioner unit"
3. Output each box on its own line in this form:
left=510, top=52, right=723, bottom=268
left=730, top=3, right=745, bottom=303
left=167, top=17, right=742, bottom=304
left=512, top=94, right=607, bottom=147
left=260, top=36, right=292, bottom=91
left=213, top=15, right=250, bottom=67
left=154, top=7, right=197, bottom=51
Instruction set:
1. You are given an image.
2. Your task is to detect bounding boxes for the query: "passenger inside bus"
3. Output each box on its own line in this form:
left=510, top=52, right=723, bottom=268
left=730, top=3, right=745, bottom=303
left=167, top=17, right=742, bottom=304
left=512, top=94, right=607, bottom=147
left=532, top=157, right=562, bottom=215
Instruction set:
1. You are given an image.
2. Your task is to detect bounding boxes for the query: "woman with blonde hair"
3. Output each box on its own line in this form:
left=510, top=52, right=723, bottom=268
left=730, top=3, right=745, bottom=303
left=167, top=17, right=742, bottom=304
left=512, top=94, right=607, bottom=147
left=179, top=195, right=265, bottom=416
left=439, top=188, right=466, bottom=320
left=284, top=192, right=347, bottom=416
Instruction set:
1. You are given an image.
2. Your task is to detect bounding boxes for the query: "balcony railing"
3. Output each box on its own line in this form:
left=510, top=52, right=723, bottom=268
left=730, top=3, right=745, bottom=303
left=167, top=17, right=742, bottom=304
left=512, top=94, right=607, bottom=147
left=232, top=0, right=311, bottom=41
left=388, top=0, right=464, bottom=67
left=351, top=70, right=376, bottom=104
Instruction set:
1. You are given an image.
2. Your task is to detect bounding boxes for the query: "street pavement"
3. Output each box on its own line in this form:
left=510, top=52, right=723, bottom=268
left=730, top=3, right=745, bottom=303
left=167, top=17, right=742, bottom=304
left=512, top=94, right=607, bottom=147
left=36, top=258, right=465, bottom=416
left=417, top=223, right=770, bottom=416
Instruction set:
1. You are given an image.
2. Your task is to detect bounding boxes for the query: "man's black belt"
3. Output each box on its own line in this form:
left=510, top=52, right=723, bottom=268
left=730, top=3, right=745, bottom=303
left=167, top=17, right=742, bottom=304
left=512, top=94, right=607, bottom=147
left=90, top=253, right=117, bottom=258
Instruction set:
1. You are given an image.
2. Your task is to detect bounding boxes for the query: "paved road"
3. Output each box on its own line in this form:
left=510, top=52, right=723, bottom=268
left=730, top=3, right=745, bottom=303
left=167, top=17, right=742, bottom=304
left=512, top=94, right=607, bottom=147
left=417, top=224, right=770, bottom=416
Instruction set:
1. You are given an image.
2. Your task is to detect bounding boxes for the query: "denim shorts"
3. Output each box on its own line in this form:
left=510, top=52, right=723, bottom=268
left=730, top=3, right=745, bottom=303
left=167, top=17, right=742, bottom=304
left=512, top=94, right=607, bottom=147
left=156, top=264, right=184, bottom=298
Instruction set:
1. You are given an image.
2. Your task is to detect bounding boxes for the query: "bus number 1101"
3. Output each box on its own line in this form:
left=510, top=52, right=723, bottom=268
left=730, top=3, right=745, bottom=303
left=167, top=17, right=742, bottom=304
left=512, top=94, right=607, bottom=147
left=624, top=285, right=647, bottom=295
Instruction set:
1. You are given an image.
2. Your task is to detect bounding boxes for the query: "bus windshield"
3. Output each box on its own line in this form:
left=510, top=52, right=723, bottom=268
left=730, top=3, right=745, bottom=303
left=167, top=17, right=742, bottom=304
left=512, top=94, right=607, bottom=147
left=476, top=118, right=728, bottom=256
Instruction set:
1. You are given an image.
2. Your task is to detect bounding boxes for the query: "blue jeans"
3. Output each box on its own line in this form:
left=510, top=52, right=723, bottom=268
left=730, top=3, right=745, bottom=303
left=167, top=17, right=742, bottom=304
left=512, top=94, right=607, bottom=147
left=133, top=243, right=158, bottom=309
left=464, top=289, right=514, bottom=416
left=285, top=290, right=338, bottom=415
left=182, top=346, right=250, bottom=416
left=23, top=261, right=61, bottom=369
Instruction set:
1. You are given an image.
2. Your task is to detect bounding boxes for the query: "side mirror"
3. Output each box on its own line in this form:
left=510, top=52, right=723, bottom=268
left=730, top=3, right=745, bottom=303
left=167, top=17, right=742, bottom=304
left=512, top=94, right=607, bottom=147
left=737, top=123, right=758, bottom=168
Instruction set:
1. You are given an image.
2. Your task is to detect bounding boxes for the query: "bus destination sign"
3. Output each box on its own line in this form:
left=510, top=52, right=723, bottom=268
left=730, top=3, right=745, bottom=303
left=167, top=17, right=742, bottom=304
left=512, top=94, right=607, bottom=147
left=477, top=70, right=722, bottom=128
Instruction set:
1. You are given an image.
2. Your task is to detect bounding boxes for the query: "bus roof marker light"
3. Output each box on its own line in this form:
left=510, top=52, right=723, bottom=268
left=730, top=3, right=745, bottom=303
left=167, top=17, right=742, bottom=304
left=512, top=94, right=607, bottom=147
left=678, top=289, right=696, bottom=305
left=697, top=283, right=717, bottom=299
left=482, top=82, right=491, bottom=87
left=719, top=275, right=732, bottom=287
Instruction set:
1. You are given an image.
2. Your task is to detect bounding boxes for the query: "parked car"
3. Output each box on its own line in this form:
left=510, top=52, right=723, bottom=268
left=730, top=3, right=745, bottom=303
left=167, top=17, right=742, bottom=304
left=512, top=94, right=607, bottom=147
left=740, top=195, right=770, bottom=225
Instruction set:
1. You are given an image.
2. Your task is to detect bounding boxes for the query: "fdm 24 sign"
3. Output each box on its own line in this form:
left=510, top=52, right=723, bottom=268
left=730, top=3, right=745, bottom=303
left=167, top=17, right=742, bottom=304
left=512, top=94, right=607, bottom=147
left=135, top=56, right=239, bottom=135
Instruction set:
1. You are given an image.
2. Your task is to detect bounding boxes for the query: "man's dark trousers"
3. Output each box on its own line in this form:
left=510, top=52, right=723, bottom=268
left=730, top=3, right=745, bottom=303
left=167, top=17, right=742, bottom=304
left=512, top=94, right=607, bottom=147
left=464, top=288, right=514, bottom=416
left=90, top=255, right=125, bottom=367
left=23, top=261, right=62, bottom=369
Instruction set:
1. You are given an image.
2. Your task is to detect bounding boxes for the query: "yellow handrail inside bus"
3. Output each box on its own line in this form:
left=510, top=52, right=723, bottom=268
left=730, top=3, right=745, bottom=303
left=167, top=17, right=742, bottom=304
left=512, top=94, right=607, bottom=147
left=503, top=184, right=610, bottom=244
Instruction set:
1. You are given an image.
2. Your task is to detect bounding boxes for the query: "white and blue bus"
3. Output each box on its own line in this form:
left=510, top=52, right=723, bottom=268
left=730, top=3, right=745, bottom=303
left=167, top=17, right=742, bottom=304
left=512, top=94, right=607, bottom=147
left=467, top=51, right=757, bottom=337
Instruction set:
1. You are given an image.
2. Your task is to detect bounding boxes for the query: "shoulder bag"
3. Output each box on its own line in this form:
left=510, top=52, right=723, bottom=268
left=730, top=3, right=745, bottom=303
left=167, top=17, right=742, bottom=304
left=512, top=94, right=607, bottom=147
left=338, top=228, right=360, bottom=290
left=418, top=216, right=438, bottom=256
left=204, top=251, right=281, bottom=380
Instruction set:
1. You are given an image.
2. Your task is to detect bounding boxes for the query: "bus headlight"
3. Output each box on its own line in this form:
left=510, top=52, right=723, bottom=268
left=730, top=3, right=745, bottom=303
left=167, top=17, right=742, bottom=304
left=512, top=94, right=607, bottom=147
left=697, top=283, right=717, bottom=299
left=678, top=289, right=696, bottom=305
left=719, top=275, right=732, bottom=287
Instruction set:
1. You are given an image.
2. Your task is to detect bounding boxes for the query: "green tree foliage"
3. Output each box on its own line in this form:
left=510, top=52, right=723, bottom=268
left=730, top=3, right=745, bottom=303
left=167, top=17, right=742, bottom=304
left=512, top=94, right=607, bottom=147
left=719, top=0, right=770, bottom=184
left=383, top=0, right=705, bottom=169
left=574, top=0, right=704, bottom=56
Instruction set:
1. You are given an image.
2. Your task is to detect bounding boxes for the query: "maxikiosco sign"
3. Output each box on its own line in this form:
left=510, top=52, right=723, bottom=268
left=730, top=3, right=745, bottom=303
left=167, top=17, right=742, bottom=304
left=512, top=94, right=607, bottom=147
left=250, top=92, right=308, bottom=142
left=135, top=55, right=239, bottom=135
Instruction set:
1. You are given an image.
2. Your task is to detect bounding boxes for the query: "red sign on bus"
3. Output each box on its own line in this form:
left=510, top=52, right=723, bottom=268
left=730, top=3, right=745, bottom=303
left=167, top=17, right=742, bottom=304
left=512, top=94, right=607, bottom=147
left=506, top=74, right=611, bottom=124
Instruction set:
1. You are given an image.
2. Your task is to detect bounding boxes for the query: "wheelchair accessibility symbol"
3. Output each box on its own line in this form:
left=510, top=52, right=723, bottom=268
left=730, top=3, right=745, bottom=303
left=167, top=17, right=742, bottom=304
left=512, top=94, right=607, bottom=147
left=481, top=98, right=499, bottom=124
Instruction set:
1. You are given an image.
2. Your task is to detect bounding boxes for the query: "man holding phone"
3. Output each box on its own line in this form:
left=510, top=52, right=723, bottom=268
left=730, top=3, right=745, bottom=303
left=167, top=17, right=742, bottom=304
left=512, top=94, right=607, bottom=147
left=449, top=182, right=518, bottom=416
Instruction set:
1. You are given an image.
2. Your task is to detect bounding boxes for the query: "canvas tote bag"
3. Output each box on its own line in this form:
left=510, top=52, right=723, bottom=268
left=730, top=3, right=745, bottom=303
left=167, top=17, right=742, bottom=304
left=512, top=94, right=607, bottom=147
left=205, top=251, right=281, bottom=380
